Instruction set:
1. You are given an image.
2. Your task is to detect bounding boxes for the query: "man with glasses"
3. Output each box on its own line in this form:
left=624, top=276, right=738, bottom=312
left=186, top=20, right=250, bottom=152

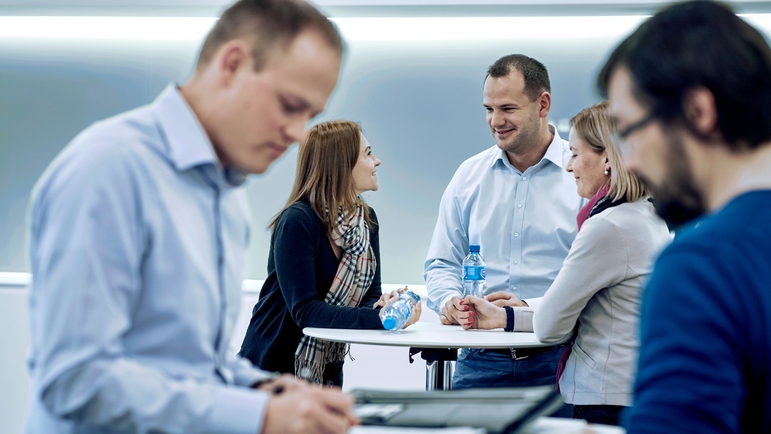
left=599, top=1, right=771, bottom=432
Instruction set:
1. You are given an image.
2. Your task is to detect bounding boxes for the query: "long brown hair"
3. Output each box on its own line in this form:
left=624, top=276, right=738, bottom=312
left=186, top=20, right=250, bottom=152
left=271, top=120, right=374, bottom=233
left=571, top=101, right=649, bottom=202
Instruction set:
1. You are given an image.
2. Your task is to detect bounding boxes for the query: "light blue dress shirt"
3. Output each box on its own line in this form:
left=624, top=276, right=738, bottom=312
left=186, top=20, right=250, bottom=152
left=424, top=126, right=584, bottom=314
left=26, top=86, right=272, bottom=434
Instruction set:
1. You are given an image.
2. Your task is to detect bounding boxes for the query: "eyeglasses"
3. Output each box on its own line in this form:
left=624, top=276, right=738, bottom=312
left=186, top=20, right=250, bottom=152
left=612, top=112, right=654, bottom=156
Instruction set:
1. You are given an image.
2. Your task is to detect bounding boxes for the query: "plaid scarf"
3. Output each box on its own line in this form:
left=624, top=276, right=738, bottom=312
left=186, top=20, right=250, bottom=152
left=294, top=204, right=377, bottom=384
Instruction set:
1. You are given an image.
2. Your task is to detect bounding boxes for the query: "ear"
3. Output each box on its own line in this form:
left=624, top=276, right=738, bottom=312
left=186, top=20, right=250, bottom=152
left=537, top=91, right=551, bottom=118
left=213, top=40, right=253, bottom=87
left=682, top=87, right=718, bottom=136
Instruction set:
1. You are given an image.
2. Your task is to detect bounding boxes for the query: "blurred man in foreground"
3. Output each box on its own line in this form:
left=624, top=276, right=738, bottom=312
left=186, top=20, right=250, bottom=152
left=26, top=1, right=354, bottom=433
left=599, top=1, right=771, bottom=432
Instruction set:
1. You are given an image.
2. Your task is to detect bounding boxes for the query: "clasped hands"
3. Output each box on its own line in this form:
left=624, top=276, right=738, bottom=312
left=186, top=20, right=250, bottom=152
left=440, top=291, right=526, bottom=330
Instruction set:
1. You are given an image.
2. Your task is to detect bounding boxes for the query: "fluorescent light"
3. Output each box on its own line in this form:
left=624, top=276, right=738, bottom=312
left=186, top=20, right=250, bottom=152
left=0, top=16, right=216, bottom=41
left=331, top=16, right=649, bottom=41
left=0, top=14, right=769, bottom=43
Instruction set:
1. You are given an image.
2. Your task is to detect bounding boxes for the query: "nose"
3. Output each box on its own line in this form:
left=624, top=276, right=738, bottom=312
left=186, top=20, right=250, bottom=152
left=489, top=110, right=505, bottom=128
left=374, top=156, right=381, bottom=167
left=565, top=157, right=573, bottom=173
left=285, top=117, right=307, bottom=144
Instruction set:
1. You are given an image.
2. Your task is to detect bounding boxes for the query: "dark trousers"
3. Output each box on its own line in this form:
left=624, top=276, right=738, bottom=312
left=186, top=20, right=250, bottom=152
left=573, top=404, right=625, bottom=426
left=452, top=347, right=572, bottom=418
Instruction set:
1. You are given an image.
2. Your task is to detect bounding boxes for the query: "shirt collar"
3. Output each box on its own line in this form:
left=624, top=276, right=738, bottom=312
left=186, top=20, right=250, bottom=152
left=153, top=85, right=246, bottom=187
left=542, top=124, right=567, bottom=169
left=491, top=124, right=566, bottom=170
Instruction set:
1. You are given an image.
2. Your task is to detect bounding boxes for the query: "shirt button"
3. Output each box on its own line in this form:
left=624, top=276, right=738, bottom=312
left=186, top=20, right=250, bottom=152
left=517, top=204, right=522, bottom=208
left=514, top=233, right=519, bottom=238
left=514, top=260, right=519, bottom=265
left=522, top=176, right=527, bottom=181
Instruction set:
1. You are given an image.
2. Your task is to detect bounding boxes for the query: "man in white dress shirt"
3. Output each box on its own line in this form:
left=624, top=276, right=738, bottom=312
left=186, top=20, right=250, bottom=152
left=424, top=54, right=583, bottom=395
left=25, top=1, right=355, bottom=433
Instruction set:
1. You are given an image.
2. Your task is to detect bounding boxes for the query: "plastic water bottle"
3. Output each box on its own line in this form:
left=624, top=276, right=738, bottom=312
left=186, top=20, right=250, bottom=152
left=463, top=245, right=486, bottom=298
left=380, top=290, right=421, bottom=332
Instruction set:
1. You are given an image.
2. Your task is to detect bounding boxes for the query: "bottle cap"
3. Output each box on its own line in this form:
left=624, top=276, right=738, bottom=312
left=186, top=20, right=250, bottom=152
left=469, top=244, right=480, bottom=253
left=383, top=316, right=398, bottom=331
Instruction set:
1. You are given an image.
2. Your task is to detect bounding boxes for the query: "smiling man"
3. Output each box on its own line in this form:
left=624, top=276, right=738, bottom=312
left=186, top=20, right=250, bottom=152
left=599, top=1, right=771, bottom=432
left=25, top=1, right=353, bottom=434
left=424, top=54, right=582, bottom=395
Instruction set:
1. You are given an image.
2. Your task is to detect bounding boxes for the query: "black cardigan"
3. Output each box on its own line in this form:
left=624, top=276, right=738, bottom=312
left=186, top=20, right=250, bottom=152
left=239, top=199, right=384, bottom=374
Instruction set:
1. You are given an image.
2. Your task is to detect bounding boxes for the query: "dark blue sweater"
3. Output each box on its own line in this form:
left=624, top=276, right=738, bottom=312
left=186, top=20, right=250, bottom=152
left=239, top=200, right=384, bottom=375
left=628, top=191, right=771, bottom=433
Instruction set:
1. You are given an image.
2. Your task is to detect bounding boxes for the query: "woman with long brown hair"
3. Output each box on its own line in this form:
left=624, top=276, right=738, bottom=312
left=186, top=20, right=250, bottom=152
left=239, top=120, right=419, bottom=386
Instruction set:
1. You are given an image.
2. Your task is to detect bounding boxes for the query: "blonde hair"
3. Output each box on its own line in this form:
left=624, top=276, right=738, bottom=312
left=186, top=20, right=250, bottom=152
left=571, top=101, right=649, bottom=202
left=271, top=120, right=373, bottom=233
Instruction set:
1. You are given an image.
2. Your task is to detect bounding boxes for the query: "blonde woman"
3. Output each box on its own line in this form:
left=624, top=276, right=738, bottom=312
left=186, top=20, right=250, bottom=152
left=239, top=120, right=419, bottom=386
left=461, top=101, right=670, bottom=425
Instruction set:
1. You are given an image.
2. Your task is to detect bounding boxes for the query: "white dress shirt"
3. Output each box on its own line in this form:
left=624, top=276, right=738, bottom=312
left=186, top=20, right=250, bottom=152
left=424, top=126, right=584, bottom=314
left=26, top=86, right=273, bottom=433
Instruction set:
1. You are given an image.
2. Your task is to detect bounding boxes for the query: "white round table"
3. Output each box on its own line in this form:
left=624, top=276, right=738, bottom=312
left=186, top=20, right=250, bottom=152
left=303, top=322, right=561, bottom=390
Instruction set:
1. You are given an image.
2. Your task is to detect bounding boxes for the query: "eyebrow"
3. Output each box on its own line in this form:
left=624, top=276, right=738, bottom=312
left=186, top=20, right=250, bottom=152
left=483, top=103, right=520, bottom=109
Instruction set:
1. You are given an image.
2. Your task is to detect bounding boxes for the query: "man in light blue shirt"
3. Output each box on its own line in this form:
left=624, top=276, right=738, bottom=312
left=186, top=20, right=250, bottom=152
left=25, top=1, right=354, bottom=433
left=424, top=54, right=582, bottom=392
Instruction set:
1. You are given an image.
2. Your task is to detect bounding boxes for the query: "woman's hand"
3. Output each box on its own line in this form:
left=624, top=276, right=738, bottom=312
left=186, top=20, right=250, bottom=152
left=485, top=291, right=528, bottom=308
left=375, top=286, right=421, bottom=329
left=403, top=301, right=421, bottom=329
left=372, top=291, right=398, bottom=309
left=459, top=296, right=507, bottom=330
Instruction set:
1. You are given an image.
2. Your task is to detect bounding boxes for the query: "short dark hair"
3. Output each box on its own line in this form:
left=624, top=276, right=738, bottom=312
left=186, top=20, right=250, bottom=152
left=598, top=0, right=771, bottom=152
left=196, top=0, right=343, bottom=71
left=486, top=54, right=551, bottom=101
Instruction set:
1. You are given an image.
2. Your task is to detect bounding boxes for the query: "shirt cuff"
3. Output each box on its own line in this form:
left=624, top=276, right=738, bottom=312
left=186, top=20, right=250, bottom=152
left=206, top=385, right=269, bottom=434
left=513, top=307, right=535, bottom=332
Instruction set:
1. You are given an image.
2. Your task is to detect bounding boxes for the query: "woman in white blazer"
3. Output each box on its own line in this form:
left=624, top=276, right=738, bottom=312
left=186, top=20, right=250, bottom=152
left=460, top=101, right=670, bottom=425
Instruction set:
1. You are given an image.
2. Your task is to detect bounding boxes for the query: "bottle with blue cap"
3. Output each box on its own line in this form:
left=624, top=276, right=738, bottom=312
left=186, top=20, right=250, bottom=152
left=380, top=290, right=420, bottom=332
left=463, top=244, right=486, bottom=298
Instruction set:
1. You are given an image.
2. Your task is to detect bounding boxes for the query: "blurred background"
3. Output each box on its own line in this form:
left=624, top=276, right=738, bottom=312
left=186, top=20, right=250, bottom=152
left=2, top=1, right=771, bottom=432
left=1, top=0, right=767, bottom=286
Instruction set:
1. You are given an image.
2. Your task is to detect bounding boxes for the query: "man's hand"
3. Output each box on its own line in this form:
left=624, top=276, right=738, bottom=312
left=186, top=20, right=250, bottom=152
left=440, top=296, right=467, bottom=325
left=262, top=387, right=358, bottom=434
left=460, top=296, right=507, bottom=330
left=254, top=374, right=308, bottom=395
left=485, top=291, right=528, bottom=308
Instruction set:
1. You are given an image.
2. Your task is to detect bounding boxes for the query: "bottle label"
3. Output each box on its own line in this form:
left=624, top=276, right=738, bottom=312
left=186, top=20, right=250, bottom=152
left=463, top=265, right=485, bottom=281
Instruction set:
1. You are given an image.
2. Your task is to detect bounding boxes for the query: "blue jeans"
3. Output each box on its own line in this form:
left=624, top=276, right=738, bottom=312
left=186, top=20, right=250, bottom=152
left=453, top=347, right=572, bottom=417
left=573, top=405, right=624, bottom=426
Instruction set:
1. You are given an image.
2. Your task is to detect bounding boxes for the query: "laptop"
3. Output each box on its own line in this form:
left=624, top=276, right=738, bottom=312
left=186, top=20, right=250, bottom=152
left=352, top=385, right=564, bottom=434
